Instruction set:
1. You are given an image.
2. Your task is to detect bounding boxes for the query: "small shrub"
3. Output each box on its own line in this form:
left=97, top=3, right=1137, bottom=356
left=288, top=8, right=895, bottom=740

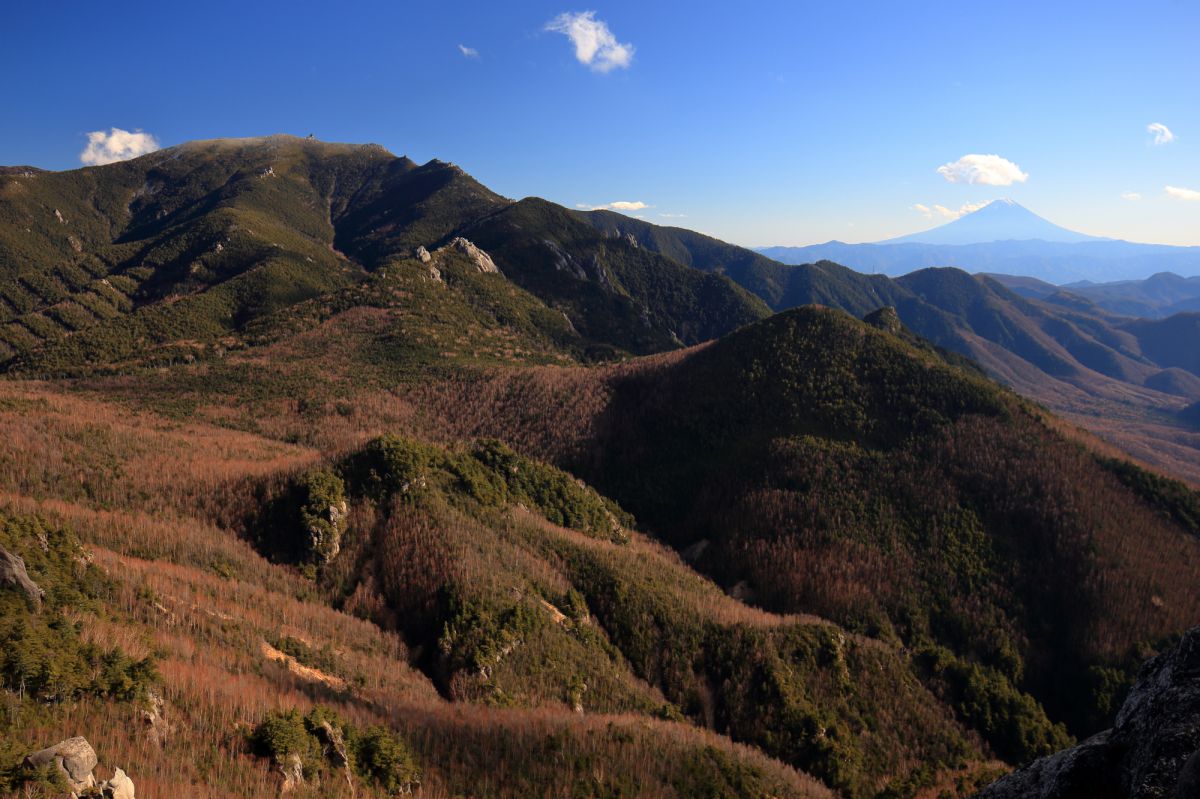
left=353, top=725, right=421, bottom=793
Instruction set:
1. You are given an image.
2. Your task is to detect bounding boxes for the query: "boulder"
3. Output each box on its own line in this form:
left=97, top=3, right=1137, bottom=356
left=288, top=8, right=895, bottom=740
left=415, top=245, right=431, bottom=263
left=976, top=626, right=1200, bottom=798
left=0, top=545, right=44, bottom=609
left=24, top=737, right=98, bottom=793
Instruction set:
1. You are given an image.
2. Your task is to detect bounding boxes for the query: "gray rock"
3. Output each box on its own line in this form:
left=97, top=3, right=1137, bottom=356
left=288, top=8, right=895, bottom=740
left=0, top=545, right=44, bottom=609
left=437, top=237, right=500, bottom=274
left=415, top=245, right=431, bottom=263
left=977, top=626, right=1200, bottom=799
left=24, top=737, right=98, bottom=792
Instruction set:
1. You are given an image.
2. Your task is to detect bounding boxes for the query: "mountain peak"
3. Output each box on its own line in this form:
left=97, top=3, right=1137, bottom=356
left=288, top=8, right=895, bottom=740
left=882, top=199, right=1104, bottom=246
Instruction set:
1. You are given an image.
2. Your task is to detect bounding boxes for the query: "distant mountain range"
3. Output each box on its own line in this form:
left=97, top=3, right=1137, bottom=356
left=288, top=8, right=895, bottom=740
left=991, top=271, right=1200, bottom=318
left=759, top=200, right=1200, bottom=283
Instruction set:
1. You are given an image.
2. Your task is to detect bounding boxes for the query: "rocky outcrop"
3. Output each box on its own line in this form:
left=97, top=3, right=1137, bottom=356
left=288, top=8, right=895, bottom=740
left=864, top=306, right=903, bottom=335
left=543, top=238, right=587, bottom=280
left=0, top=544, right=44, bottom=609
left=307, top=499, right=348, bottom=564
left=25, top=737, right=98, bottom=793
left=414, top=245, right=431, bottom=264
left=437, top=237, right=500, bottom=274
left=140, top=688, right=174, bottom=747
left=279, top=752, right=304, bottom=793
left=106, top=766, right=136, bottom=799
left=314, top=720, right=355, bottom=795
left=23, top=737, right=136, bottom=796
left=977, top=626, right=1200, bottom=799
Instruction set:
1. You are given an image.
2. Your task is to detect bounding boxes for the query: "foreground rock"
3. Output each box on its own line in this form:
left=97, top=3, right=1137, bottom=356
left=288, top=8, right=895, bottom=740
left=24, top=737, right=97, bottom=793
left=977, top=626, right=1200, bottom=799
left=23, top=737, right=135, bottom=798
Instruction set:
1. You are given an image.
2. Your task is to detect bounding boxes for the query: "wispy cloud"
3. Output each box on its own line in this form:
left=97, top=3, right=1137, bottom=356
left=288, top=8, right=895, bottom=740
left=658, top=212, right=688, bottom=219
left=1121, top=191, right=1142, bottom=201
left=936, top=154, right=1028, bottom=186
left=80, top=127, right=160, bottom=166
left=577, top=200, right=649, bottom=212
left=911, top=201, right=986, bottom=220
left=545, top=11, right=634, bottom=73
left=1148, top=122, right=1175, bottom=145
left=1165, top=185, right=1200, bottom=202
left=458, top=44, right=479, bottom=59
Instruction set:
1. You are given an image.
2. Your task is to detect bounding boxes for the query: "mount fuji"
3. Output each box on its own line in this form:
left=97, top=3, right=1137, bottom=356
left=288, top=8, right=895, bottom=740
left=759, top=200, right=1200, bottom=283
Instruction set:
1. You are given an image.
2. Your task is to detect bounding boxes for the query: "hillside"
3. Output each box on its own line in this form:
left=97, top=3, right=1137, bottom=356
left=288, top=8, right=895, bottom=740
left=5, top=135, right=1198, bottom=486
left=420, top=307, right=1200, bottom=742
left=4, top=139, right=1200, bottom=799
left=0, top=135, right=763, bottom=374
left=574, top=211, right=1200, bottom=484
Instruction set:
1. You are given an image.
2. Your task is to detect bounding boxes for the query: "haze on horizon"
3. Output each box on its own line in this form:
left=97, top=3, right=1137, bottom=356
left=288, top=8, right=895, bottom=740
left=3, top=0, right=1197, bottom=248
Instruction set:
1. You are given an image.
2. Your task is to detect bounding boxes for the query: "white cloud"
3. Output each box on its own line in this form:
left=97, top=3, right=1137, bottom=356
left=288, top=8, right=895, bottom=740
left=80, top=127, right=160, bottom=166
left=1121, top=191, right=1142, bottom=201
left=545, top=11, right=634, bottom=73
left=936, top=154, right=1029, bottom=186
left=1165, top=185, right=1200, bottom=202
left=458, top=44, right=479, bottom=58
left=577, top=200, right=649, bottom=212
left=658, top=212, right=688, bottom=219
left=1148, top=122, right=1175, bottom=145
left=912, top=201, right=986, bottom=220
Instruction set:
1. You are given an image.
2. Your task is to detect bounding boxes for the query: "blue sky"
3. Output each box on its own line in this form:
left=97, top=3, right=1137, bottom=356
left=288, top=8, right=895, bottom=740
left=4, top=0, right=1198, bottom=245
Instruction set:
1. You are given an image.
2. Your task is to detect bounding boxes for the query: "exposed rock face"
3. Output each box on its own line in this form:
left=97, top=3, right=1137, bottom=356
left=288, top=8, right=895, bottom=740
left=0, top=544, right=44, bottom=609
left=415, top=245, right=431, bottom=264
left=977, top=626, right=1200, bottom=799
left=140, top=688, right=174, bottom=747
left=315, top=720, right=355, bottom=794
left=279, top=752, right=305, bottom=793
left=864, top=306, right=903, bottom=335
left=543, top=238, right=587, bottom=280
left=24, top=737, right=98, bottom=793
left=586, top=252, right=616, bottom=293
left=438, top=237, right=500, bottom=274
